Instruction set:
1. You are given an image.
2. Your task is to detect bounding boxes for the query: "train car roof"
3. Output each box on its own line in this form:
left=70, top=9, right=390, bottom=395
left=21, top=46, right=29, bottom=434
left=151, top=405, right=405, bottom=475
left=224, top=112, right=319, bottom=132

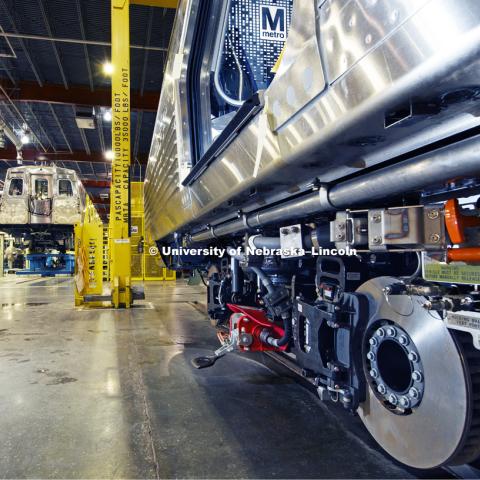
left=5, top=165, right=78, bottom=177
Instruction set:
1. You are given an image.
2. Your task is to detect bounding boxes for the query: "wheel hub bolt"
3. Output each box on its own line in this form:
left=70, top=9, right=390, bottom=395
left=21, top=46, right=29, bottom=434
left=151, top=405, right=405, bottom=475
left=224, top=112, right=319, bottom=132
left=386, top=327, right=397, bottom=337
left=409, top=387, right=419, bottom=399
left=367, top=351, right=375, bottom=361
left=400, top=396, right=411, bottom=408
left=412, top=370, right=423, bottom=382
left=376, top=328, right=386, bottom=337
left=399, top=335, right=409, bottom=346
left=388, top=394, right=398, bottom=405
left=377, top=384, right=387, bottom=394
left=408, top=351, right=419, bottom=362
left=369, top=337, right=378, bottom=347
left=369, top=369, right=379, bottom=379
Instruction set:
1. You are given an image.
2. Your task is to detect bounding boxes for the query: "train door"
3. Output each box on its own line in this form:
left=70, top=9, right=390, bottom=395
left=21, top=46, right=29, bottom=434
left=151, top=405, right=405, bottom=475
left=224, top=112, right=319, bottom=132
left=0, top=174, right=28, bottom=224
left=29, top=174, right=53, bottom=224
left=52, top=175, right=81, bottom=225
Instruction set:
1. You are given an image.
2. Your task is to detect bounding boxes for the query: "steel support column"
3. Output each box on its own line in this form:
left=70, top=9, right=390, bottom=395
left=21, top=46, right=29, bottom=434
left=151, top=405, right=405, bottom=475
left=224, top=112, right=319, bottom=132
left=109, top=0, right=132, bottom=308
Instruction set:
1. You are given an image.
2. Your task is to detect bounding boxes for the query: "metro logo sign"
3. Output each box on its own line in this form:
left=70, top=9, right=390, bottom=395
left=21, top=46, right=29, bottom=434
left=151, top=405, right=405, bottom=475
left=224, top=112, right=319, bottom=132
left=260, top=5, right=287, bottom=41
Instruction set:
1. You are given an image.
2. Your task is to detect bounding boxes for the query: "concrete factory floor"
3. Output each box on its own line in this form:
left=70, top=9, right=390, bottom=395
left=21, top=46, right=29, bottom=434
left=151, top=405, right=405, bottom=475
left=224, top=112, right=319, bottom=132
left=0, top=275, right=421, bottom=479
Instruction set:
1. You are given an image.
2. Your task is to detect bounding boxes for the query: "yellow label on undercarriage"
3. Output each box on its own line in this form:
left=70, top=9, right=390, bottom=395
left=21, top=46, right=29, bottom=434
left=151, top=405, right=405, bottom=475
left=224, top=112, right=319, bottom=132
left=423, top=253, right=480, bottom=284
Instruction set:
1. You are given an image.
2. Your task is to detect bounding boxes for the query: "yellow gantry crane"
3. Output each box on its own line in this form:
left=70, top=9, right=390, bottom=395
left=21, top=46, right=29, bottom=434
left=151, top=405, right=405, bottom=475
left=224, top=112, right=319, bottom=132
left=109, top=0, right=177, bottom=307
left=109, top=0, right=133, bottom=308
left=74, top=0, right=177, bottom=308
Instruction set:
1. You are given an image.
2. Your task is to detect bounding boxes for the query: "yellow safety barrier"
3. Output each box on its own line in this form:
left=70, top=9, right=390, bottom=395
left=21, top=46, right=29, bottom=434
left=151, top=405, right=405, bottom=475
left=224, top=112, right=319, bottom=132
left=74, top=196, right=104, bottom=306
left=131, top=182, right=176, bottom=281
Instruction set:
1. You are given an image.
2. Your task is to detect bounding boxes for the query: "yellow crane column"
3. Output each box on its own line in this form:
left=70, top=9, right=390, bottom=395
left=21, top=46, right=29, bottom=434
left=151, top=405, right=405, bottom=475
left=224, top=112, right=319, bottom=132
left=109, top=0, right=132, bottom=308
left=108, top=0, right=177, bottom=308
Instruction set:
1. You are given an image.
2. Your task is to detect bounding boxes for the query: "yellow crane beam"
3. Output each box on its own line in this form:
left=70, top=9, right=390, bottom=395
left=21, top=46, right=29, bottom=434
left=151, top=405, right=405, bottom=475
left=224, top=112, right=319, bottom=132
left=108, top=0, right=172, bottom=308
left=109, top=0, right=132, bottom=308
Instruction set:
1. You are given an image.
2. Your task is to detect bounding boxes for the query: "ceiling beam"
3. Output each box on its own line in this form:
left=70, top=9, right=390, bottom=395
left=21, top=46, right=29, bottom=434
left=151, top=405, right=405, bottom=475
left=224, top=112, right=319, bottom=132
left=74, top=0, right=94, bottom=92
left=0, top=83, right=47, bottom=152
left=0, top=31, right=168, bottom=52
left=82, top=180, right=110, bottom=188
left=0, top=1, right=43, bottom=86
left=0, top=79, right=160, bottom=111
left=38, top=0, right=69, bottom=89
left=0, top=145, right=148, bottom=164
left=130, top=0, right=178, bottom=7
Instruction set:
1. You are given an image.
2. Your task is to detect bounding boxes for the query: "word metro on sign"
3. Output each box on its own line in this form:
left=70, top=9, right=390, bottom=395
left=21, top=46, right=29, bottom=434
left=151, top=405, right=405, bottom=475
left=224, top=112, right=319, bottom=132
left=260, top=5, right=287, bottom=40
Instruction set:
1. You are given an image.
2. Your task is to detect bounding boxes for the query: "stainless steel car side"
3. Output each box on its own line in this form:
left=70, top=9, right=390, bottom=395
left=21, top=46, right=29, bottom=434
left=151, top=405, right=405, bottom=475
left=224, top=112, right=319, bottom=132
left=144, top=0, right=480, bottom=470
left=145, top=0, right=480, bottom=241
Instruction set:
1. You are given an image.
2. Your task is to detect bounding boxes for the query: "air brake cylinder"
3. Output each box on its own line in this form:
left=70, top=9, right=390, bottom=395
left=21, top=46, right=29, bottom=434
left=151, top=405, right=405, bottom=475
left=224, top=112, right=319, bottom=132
left=228, top=305, right=288, bottom=353
left=191, top=304, right=287, bottom=369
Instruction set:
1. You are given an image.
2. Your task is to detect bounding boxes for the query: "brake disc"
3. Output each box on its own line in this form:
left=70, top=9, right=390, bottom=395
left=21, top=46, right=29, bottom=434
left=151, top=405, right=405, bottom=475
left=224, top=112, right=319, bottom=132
left=357, top=277, right=480, bottom=469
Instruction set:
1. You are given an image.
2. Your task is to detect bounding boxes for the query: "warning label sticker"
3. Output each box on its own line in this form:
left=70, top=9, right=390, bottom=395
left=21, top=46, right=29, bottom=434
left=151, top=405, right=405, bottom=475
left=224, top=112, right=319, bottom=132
left=422, top=253, right=480, bottom=285
left=446, top=311, right=480, bottom=350
left=447, top=312, right=480, bottom=332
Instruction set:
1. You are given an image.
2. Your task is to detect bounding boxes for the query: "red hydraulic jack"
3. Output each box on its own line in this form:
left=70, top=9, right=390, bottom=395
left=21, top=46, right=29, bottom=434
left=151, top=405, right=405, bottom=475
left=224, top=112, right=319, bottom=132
left=192, top=304, right=287, bottom=369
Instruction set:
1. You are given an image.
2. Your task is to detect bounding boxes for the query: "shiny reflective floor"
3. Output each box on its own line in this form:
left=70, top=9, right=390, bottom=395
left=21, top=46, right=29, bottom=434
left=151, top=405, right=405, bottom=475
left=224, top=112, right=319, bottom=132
left=0, top=276, right=418, bottom=479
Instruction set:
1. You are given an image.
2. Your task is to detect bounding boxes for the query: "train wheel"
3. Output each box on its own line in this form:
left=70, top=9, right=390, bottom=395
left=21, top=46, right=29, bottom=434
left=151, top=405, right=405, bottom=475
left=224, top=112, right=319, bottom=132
left=356, top=277, right=480, bottom=469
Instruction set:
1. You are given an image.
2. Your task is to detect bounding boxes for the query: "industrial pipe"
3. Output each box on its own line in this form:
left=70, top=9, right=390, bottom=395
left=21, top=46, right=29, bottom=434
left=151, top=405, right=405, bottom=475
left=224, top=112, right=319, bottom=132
left=0, top=31, right=167, bottom=52
left=447, top=248, right=480, bottom=263
left=190, top=135, right=480, bottom=243
left=249, top=236, right=281, bottom=250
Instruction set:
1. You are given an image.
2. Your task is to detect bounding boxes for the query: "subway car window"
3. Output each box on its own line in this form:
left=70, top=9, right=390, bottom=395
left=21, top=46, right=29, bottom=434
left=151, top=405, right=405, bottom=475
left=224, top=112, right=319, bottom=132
left=58, top=179, right=73, bottom=196
left=195, top=0, right=292, bottom=157
left=34, top=178, right=49, bottom=199
left=8, top=178, right=23, bottom=196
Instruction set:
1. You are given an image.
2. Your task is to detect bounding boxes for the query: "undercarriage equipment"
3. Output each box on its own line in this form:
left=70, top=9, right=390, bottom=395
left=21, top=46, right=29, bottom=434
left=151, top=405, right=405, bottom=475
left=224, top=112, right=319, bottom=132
left=145, top=0, right=480, bottom=470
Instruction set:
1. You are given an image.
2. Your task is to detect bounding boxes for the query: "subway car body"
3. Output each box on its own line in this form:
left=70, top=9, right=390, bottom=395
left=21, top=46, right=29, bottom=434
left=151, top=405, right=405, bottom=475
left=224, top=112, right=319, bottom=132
left=0, top=165, right=86, bottom=249
left=145, top=0, right=480, bottom=469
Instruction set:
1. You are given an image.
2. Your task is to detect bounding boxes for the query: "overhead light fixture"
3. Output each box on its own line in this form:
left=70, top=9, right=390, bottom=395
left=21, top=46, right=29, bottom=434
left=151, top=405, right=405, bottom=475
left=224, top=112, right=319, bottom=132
left=105, top=150, right=114, bottom=160
left=103, top=62, right=114, bottom=76
left=75, top=106, right=96, bottom=129
left=103, top=109, right=112, bottom=122
left=20, top=124, right=31, bottom=145
left=16, top=149, right=23, bottom=165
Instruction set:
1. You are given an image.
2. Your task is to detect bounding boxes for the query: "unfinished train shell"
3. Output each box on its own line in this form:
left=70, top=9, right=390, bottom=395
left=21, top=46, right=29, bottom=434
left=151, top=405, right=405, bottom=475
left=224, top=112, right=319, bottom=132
left=0, top=165, right=86, bottom=249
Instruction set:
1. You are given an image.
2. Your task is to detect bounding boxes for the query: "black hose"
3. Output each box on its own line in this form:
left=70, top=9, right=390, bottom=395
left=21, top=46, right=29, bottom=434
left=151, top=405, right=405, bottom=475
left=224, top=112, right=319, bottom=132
left=250, top=266, right=275, bottom=294
left=196, top=269, right=209, bottom=287
left=272, top=312, right=292, bottom=347
left=250, top=266, right=292, bottom=347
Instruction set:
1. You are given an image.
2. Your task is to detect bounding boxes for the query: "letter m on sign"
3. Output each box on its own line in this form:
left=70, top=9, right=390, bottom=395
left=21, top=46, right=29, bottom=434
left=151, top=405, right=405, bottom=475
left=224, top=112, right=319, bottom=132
left=260, top=5, right=287, bottom=41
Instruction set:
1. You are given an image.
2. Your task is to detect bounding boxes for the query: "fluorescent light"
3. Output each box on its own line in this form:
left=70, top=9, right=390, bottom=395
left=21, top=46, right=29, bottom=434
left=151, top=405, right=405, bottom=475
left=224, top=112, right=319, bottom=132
left=103, top=62, right=114, bottom=75
left=104, top=150, right=114, bottom=160
left=103, top=109, right=112, bottom=122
